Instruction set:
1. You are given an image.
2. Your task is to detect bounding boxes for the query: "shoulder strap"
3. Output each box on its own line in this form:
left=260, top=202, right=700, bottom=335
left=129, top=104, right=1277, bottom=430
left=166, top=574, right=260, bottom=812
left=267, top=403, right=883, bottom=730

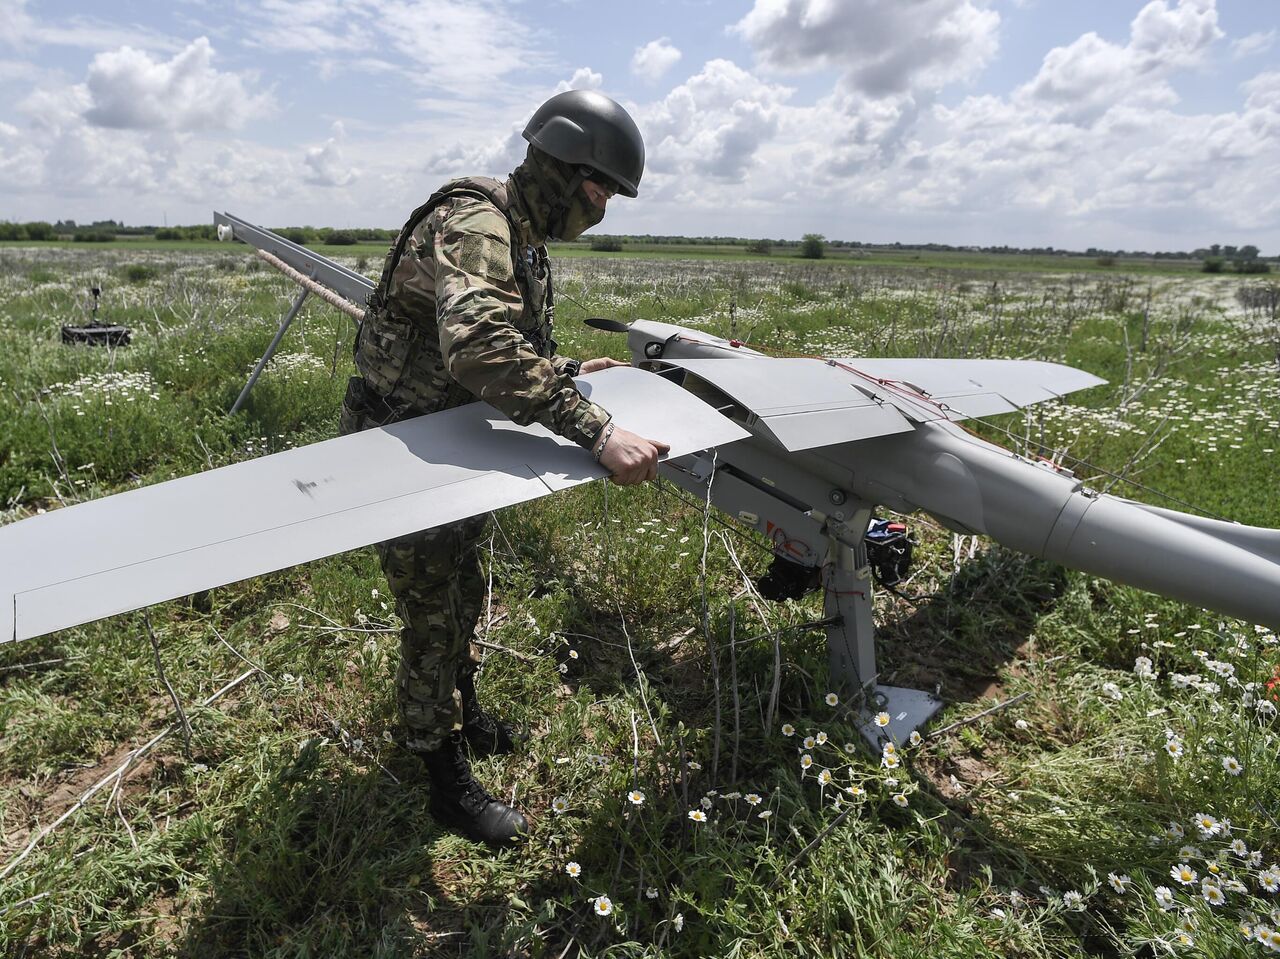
left=368, top=176, right=518, bottom=309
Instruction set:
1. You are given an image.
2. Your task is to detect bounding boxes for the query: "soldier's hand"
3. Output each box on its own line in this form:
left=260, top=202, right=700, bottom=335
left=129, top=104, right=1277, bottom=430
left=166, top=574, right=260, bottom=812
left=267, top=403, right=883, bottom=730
left=596, top=426, right=670, bottom=486
left=579, top=357, right=629, bottom=375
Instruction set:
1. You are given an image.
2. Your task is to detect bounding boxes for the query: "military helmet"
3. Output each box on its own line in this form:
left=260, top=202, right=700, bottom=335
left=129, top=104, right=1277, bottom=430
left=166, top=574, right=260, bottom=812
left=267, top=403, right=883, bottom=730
left=522, top=90, right=645, bottom=197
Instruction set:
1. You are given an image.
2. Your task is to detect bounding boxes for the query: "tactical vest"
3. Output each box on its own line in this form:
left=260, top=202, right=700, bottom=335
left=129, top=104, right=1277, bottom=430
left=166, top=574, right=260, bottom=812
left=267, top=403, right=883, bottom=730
left=353, top=176, right=555, bottom=418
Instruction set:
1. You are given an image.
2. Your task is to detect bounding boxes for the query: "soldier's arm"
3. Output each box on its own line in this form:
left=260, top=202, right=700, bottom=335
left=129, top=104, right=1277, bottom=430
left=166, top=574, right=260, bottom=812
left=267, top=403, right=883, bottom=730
left=434, top=199, right=610, bottom=449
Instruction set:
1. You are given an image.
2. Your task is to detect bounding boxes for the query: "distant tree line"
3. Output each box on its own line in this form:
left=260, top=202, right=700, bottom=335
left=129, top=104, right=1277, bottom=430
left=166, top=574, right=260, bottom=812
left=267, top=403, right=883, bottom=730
left=1, top=219, right=1273, bottom=265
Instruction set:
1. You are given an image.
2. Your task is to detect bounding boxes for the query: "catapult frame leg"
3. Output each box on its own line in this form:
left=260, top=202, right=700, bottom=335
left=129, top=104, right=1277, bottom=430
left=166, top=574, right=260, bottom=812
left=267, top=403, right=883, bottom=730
left=230, top=286, right=310, bottom=415
left=824, top=521, right=942, bottom=748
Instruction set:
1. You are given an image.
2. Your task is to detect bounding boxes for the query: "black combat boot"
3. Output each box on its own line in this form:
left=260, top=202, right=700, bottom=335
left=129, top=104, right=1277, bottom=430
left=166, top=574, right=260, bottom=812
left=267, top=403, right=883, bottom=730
left=457, top=670, right=527, bottom=758
left=421, top=731, right=528, bottom=847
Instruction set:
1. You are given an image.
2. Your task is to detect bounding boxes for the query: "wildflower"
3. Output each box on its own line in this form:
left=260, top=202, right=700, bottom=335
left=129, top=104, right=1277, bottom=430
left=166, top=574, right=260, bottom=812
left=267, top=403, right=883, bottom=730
left=757, top=809, right=773, bottom=819
left=1194, top=813, right=1221, bottom=838
left=781, top=723, right=796, bottom=737
left=594, top=895, right=613, bottom=916
left=843, top=742, right=857, bottom=754
left=893, top=793, right=909, bottom=807
left=1259, top=866, right=1280, bottom=893
left=1171, top=863, right=1197, bottom=886
left=628, top=790, right=645, bottom=806
left=565, top=861, right=582, bottom=878
left=723, top=791, right=741, bottom=800
left=1164, top=738, right=1184, bottom=759
left=568, top=649, right=579, bottom=660
left=558, top=663, right=569, bottom=674
left=1173, top=932, right=1194, bottom=949
left=825, top=692, right=839, bottom=707
left=551, top=796, right=569, bottom=814
left=673, top=913, right=684, bottom=932
left=646, top=886, right=658, bottom=899
left=1134, top=656, right=1156, bottom=679
left=745, top=793, right=762, bottom=806
left=1166, top=822, right=1185, bottom=841
left=800, top=754, right=814, bottom=770
left=815, top=731, right=828, bottom=746
left=1101, top=682, right=1123, bottom=701
left=874, top=712, right=891, bottom=728
left=818, top=769, right=834, bottom=786
left=803, top=736, right=816, bottom=749
left=1202, top=883, right=1226, bottom=907
left=882, top=753, right=900, bottom=770
left=1108, top=873, right=1131, bottom=894
left=1063, top=890, right=1084, bottom=911
left=1223, top=755, right=1243, bottom=776
left=1154, top=886, right=1176, bottom=910
left=688, top=809, right=707, bottom=823
left=1014, top=718, right=1029, bottom=731
left=700, top=796, right=713, bottom=810
left=909, top=730, right=922, bottom=747
left=847, top=785, right=865, bottom=798
left=687, top=761, right=702, bottom=771
left=1231, top=839, right=1249, bottom=857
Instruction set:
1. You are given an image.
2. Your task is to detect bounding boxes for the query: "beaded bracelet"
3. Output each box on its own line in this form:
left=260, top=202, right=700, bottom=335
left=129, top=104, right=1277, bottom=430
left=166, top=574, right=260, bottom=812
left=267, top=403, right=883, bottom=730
left=593, top=422, right=617, bottom=463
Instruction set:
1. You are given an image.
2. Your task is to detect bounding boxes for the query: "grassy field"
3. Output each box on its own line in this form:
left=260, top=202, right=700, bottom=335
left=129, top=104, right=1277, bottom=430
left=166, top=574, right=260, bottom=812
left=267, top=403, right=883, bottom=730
left=1, top=244, right=1279, bottom=957
left=0, top=236, right=1220, bottom=276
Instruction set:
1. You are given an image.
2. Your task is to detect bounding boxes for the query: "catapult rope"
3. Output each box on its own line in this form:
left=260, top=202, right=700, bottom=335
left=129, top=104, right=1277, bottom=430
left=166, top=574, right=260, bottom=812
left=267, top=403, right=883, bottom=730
left=254, top=248, right=366, bottom=320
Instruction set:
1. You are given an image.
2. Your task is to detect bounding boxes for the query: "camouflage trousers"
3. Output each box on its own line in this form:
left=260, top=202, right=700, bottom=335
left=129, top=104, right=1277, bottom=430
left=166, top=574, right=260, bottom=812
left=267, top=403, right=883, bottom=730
left=340, top=377, right=488, bottom=752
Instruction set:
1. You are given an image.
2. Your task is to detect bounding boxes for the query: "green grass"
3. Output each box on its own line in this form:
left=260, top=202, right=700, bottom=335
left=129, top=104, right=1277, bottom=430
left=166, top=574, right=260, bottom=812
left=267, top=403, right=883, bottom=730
left=1, top=247, right=1278, bottom=956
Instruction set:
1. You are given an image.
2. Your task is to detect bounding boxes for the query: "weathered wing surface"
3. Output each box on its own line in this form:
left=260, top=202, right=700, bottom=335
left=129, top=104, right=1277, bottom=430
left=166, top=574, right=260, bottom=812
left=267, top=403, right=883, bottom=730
left=658, top=357, right=1106, bottom=452
left=0, top=368, right=747, bottom=644
left=842, top=358, right=1107, bottom=419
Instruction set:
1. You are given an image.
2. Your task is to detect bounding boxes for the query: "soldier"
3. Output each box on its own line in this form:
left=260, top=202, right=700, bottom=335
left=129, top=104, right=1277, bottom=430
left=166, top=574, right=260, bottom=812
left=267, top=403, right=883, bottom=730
left=339, top=90, right=666, bottom=846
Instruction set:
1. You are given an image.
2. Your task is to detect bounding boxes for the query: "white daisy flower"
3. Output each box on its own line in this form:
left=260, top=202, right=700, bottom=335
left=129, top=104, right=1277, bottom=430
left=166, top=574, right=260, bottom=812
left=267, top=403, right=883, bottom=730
left=1231, top=839, right=1249, bottom=857
left=593, top=895, right=612, bottom=916
left=781, top=723, right=796, bottom=737
left=800, top=754, right=814, bottom=770
left=1222, top=755, right=1243, bottom=776
left=818, top=769, right=833, bottom=786
left=1194, top=813, right=1221, bottom=838
left=874, top=711, right=891, bottom=728
left=825, top=692, right=839, bottom=707
left=1154, top=886, right=1176, bottom=910
left=645, top=886, right=658, bottom=899
left=628, top=790, right=645, bottom=806
left=1063, top=890, right=1085, bottom=911
left=551, top=796, right=569, bottom=814
left=672, top=912, right=684, bottom=932
left=1108, top=873, right=1131, bottom=894
left=803, top=736, right=816, bottom=749
left=1202, top=883, right=1226, bottom=907
left=815, top=731, right=828, bottom=746
left=1171, top=863, right=1198, bottom=886
left=893, top=793, right=909, bottom=807
left=565, top=861, right=582, bottom=878
left=909, top=730, right=922, bottom=747
left=688, top=809, right=707, bottom=823
left=757, top=809, right=773, bottom=819
left=745, top=793, right=762, bottom=806
left=843, top=742, right=857, bottom=754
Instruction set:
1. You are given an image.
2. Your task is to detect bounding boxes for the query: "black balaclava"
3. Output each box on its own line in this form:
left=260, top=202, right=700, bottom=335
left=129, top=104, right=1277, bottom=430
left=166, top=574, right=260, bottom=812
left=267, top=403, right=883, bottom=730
left=510, top=145, right=605, bottom=243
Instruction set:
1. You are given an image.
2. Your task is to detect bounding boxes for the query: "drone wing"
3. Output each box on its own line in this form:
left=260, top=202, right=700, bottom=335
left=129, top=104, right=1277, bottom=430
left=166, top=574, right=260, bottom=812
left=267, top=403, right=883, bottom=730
left=657, top=356, right=1106, bottom=452
left=0, top=367, right=746, bottom=644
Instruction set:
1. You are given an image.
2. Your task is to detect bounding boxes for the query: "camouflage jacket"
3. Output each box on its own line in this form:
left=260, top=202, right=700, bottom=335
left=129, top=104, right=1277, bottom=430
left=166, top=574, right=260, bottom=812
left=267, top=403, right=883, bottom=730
left=354, top=176, right=610, bottom=449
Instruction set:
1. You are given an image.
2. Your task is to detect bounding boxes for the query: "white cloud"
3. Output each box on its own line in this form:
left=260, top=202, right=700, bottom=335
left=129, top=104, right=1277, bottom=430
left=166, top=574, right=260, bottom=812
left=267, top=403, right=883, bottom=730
left=554, top=67, right=603, bottom=94
left=303, top=122, right=359, bottom=188
left=0, top=0, right=179, bottom=53
left=1232, top=29, right=1276, bottom=60
left=81, top=37, right=273, bottom=131
left=1019, top=0, right=1222, bottom=124
left=631, top=38, right=682, bottom=84
left=641, top=59, right=791, bottom=184
left=732, top=0, right=999, bottom=95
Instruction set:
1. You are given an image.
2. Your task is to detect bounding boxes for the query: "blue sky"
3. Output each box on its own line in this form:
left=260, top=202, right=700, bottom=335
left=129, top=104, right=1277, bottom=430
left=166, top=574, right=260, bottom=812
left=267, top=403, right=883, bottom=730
left=0, top=0, right=1277, bottom=252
